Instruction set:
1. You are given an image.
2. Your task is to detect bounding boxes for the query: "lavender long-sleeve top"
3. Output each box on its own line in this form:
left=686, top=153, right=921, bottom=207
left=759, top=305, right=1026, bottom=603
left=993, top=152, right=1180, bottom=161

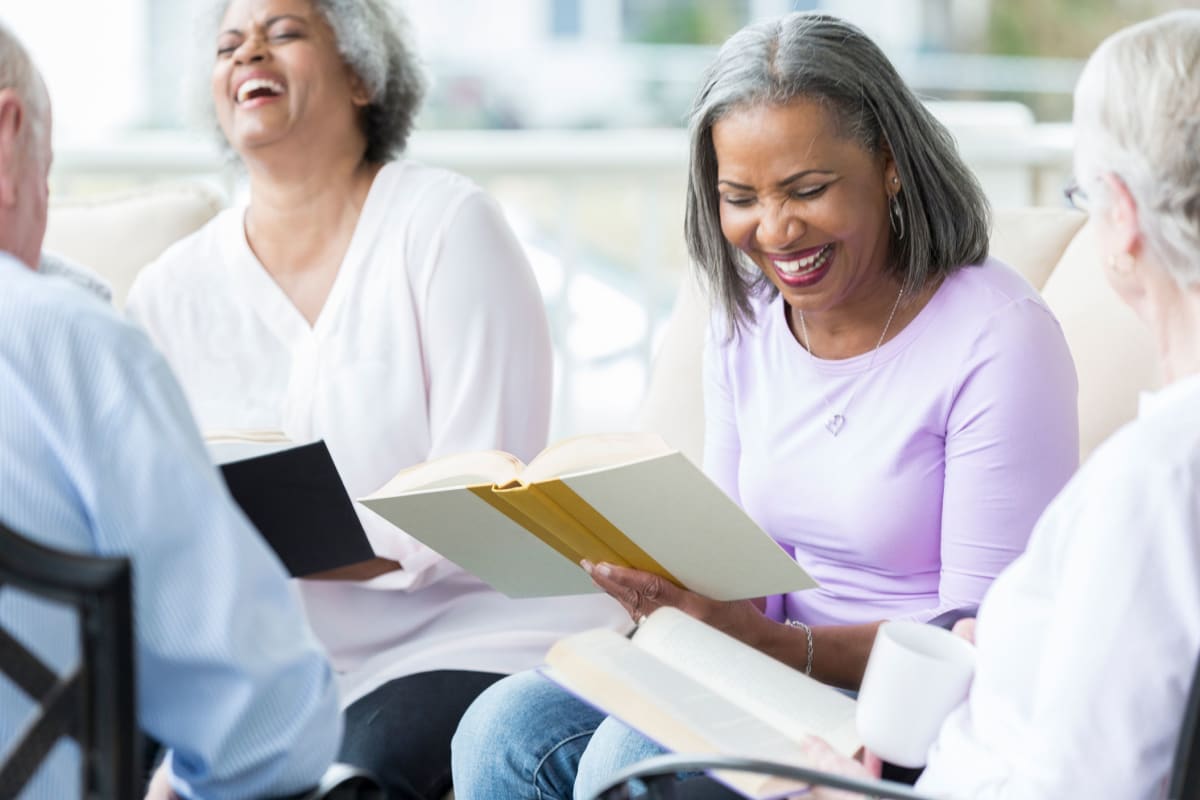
left=703, top=258, right=1079, bottom=626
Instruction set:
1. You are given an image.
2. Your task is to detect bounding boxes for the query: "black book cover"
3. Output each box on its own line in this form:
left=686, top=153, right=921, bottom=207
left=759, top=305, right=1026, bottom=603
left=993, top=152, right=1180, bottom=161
left=219, top=440, right=376, bottom=577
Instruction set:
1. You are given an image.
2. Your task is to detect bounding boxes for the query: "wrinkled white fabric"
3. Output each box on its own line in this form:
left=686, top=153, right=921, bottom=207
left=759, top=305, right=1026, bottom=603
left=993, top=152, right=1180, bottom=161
left=128, top=161, right=626, bottom=705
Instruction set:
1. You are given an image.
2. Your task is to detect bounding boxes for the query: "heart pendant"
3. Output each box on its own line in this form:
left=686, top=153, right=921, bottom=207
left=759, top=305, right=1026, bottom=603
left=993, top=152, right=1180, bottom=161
left=825, top=414, right=845, bottom=436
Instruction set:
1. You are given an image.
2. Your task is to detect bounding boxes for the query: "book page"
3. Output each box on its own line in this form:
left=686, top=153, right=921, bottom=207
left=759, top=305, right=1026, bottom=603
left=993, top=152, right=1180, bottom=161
left=522, top=432, right=674, bottom=484
left=561, top=453, right=816, bottom=600
left=359, top=486, right=598, bottom=597
left=634, top=608, right=860, bottom=755
left=204, top=428, right=292, bottom=443
left=545, top=629, right=812, bottom=799
left=204, top=429, right=295, bottom=465
left=358, top=443, right=811, bottom=603
left=363, top=450, right=524, bottom=498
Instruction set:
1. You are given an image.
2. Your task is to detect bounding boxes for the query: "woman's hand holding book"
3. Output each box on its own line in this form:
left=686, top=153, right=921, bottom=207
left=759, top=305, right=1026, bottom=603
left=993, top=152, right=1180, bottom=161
left=581, top=559, right=769, bottom=648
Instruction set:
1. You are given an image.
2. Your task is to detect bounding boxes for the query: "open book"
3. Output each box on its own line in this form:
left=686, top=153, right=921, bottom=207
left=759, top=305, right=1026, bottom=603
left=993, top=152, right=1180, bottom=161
left=359, top=432, right=814, bottom=599
left=543, top=607, right=860, bottom=800
left=206, top=431, right=375, bottom=577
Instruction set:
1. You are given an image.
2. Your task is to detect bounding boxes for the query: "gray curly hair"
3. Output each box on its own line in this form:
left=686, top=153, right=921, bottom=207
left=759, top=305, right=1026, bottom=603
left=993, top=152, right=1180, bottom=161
left=684, top=12, right=990, bottom=336
left=1073, top=10, right=1200, bottom=287
left=199, top=0, right=426, bottom=163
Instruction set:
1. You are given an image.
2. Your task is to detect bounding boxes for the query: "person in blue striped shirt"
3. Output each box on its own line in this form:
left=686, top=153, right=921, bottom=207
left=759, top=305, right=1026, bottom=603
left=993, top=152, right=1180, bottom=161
left=0, top=23, right=342, bottom=799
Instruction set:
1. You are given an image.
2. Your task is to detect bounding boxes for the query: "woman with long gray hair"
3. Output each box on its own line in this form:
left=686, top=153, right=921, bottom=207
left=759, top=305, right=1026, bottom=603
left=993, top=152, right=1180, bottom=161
left=124, top=0, right=628, bottom=797
left=782, top=10, right=1200, bottom=799
left=453, top=12, right=1078, bottom=799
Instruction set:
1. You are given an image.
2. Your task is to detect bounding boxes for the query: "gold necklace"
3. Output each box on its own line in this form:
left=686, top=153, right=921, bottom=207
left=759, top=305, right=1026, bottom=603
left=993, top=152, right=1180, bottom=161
left=795, top=285, right=905, bottom=437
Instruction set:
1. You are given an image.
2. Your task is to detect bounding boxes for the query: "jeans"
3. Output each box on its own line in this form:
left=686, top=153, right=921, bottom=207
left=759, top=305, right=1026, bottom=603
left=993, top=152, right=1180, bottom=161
left=339, top=669, right=504, bottom=800
left=451, top=670, right=665, bottom=800
left=576, top=717, right=667, bottom=799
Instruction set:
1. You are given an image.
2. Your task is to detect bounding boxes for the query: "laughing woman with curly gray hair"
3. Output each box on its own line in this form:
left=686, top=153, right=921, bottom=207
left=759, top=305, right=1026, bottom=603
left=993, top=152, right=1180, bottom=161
left=124, top=1, right=627, bottom=797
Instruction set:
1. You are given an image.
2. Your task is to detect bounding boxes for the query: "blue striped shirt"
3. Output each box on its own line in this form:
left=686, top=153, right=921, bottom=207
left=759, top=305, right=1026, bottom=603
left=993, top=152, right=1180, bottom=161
left=0, top=252, right=341, bottom=798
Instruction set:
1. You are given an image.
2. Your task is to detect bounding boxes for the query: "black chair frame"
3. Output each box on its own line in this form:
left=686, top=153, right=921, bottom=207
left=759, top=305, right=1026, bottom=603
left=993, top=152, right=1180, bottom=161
left=0, top=520, right=138, bottom=799
left=1, top=520, right=385, bottom=800
left=1169, top=653, right=1200, bottom=800
left=592, top=752, right=935, bottom=800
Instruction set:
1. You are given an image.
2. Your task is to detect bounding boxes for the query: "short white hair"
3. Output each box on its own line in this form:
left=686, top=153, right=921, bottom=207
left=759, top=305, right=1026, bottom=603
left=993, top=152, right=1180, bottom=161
left=0, top=22, right=48, bottom=146
left=1073, top=10, right=1200, bottom=287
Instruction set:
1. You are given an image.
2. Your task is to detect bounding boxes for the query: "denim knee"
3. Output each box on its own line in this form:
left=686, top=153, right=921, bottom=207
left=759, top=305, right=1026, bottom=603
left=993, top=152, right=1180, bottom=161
left=573, top=717, right=667, bottom=800
left=451, top=670, right=607, bottom=800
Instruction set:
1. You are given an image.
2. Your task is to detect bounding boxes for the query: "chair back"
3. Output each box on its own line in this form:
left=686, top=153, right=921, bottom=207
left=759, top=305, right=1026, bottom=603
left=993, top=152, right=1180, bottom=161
left=0, top=520, right=139, bottom=800
left=44, top=182, right=225, bottom=309
left=1168, top=654, right=1200, bottom=800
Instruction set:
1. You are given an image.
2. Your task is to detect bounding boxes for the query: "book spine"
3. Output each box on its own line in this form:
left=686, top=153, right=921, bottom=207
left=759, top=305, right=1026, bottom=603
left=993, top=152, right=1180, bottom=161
left=476, top=480, right=681, bottom=586
left=468, top=484, right=584, bottom=563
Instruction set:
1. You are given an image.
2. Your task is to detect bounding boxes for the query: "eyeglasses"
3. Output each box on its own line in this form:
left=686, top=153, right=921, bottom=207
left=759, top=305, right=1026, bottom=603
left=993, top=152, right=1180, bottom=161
left=1063, top=177, right=1090, bottom=212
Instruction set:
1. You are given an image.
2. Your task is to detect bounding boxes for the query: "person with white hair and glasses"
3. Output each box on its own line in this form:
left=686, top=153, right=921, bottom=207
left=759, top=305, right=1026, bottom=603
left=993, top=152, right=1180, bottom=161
left=760, top=9, right=1200, bottom=800
left=452, top=12, right=1081, bottom=799
left=123, top=0, right=626, bottom=797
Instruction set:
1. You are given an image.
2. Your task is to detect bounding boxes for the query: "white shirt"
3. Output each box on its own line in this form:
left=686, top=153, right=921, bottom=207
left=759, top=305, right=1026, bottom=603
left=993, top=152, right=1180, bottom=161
left=126, top=161, right=626, bottom=704
left=918, top=373, right=1200, bottom=799
left=0, top=253, right=340, bottom=799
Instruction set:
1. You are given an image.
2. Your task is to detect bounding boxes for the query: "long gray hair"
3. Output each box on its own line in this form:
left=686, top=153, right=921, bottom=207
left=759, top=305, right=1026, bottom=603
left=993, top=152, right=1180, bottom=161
left=685, top=12, right=990, bottom=335
left=199, top=0, right=426, bottom=163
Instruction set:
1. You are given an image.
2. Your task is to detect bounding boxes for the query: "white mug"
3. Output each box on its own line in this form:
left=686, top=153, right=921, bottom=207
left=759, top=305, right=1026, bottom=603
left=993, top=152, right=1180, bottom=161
left=855, top=620, right=976, bottom=768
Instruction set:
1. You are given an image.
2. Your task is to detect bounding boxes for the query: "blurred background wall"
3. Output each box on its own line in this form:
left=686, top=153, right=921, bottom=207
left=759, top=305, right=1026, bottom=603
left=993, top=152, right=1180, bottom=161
left=2, top=0, right=1193, bottom=437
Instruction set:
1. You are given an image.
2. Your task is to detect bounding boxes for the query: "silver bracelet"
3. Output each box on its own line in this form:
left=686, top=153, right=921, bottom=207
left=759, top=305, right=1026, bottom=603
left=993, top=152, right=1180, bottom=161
left=786, top=619, right=814, bottom=676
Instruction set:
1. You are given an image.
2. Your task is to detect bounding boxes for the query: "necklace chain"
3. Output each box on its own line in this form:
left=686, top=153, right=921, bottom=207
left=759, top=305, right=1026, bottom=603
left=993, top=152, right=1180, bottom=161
left=796, top=285, right=905, bottom=437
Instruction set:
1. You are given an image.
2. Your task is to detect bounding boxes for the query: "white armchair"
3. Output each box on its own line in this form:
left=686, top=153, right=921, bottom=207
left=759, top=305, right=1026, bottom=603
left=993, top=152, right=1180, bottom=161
left=43, top=182, right=224, bottom=308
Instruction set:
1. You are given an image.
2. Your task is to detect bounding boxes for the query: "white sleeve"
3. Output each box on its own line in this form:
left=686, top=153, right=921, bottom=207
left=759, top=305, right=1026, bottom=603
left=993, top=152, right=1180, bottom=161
left=418, top=190, right=552, bottom=464
left=354, top=190, right=554, bottom=591
left=921, top=444, right=1200, bottom=799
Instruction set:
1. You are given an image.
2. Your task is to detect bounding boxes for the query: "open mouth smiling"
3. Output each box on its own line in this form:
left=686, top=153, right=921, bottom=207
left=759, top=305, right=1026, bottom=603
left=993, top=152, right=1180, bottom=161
left=772, top=243, right=834, bottom=277
left=235, top=77, right=286, bottom=104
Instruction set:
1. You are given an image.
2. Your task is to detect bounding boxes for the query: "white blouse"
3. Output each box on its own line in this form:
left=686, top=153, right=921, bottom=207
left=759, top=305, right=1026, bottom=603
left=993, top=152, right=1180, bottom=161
left=918, top=374, right=1200, bottom=799
left=127, top=161, right=626, bottom=705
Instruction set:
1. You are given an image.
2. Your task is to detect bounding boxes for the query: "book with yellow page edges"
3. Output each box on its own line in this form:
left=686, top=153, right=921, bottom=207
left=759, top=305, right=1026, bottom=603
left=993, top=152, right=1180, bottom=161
left=359, top=432, right=815, bottom=599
